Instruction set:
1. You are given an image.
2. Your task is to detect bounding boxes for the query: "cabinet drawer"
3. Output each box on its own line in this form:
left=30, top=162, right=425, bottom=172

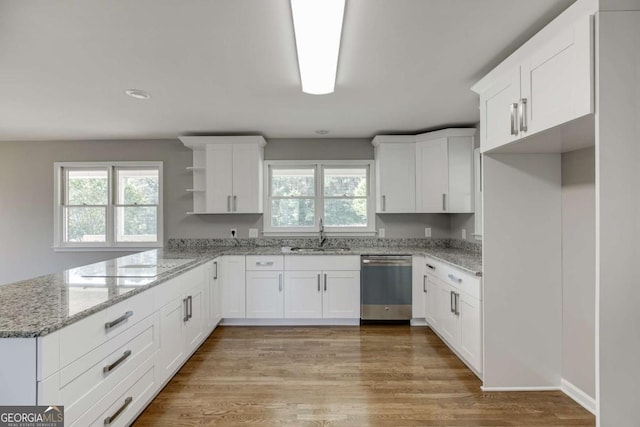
left=285, top=255, right=360, bottom=271
left=72, top=360, right=157, bottom=427
left=246, top=255, right=284, bottom=271
left=59, top=291, right=154, bottom=368
left=424, top=257, right=481, bottom=300
left=59, top=314, right=157, bottom=425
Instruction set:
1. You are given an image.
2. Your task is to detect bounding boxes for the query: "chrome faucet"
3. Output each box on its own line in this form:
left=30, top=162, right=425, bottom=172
left=318, top=218, right=327, bottom=247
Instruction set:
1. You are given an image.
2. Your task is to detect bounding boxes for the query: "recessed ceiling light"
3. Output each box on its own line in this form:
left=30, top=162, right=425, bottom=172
left=125, top=89, right=151, bottom=100
left=291, top=0, right=345, bottom=95
left=315, top=130, right=329, bottom=135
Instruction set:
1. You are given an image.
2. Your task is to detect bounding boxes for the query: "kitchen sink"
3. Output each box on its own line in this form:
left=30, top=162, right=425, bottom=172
left=287, top=247, right=351, bottom=253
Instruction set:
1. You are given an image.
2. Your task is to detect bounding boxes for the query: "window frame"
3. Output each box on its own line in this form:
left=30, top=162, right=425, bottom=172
left=53, top=161, right=163, bottom=251
left=263, top=160, right=376, bottom=236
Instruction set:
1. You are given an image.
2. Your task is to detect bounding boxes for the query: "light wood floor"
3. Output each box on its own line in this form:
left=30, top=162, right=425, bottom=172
left=134, top=326, right=595, bottom=426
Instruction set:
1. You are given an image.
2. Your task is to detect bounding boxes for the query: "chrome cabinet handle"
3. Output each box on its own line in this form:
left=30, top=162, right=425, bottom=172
left=454, top=293, right=460, bottom=316
left=382, top=195, right=386, bottom=212
left=450, top=291, right=455, bottom=313
left=442, top=193, right=446, bottom=211
left=324, top=274, right=327, bottom=291
left=317, top=274, right=321, bottom=292
left=233, top=195, right=237, bottom=212
left=188, top=295, right=193, bottom=320
left=256, top=261, right=274, bottom=266
left=423, top=275, right=427, bottom=293
left=104, top=396, right=132, bottom=425
left=279, top=274, right=283, bottom=292
left=103, top=350, right=132, bottom=374
left=426, top=263, right=435, bottom=271
left=520, top=98, right=528, bottom=132
left=105, top=311, right=133, bottom=331
left=510, top=103, right=519, bottom=135
left=183, top=298, right=189, bottom=322
left=227, top=195, right=231, bottom=212
left=447, top=273, right=462, bottom=284
left=213, top=261, right=218, bottom=280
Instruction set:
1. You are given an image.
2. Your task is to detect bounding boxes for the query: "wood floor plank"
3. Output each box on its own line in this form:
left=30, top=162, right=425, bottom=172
left=133, top=326, right=595, bottom=427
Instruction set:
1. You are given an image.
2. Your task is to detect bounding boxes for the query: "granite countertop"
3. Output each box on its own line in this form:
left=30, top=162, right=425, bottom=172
left=0, top=243, right=481, bottom=338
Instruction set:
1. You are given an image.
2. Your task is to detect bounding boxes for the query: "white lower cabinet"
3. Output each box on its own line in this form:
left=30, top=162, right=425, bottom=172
left=221, top=256, right=246, bottom=318
left=283, top=270, right=360, bottom=319
left=246, top=271, right=284, bottom=318
left=284, top=271, right=323, bottom=318
left=283, top=256, right=361, bottom=320
left=322, top=271, right=360, bottom=319
left=158, top=265, right=207, bottom=383
left=423, top=257, right=482, bottom=376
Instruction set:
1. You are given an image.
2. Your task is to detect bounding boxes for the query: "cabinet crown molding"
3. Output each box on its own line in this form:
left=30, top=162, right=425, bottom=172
left=371, top=135, right=416, bottom=147
left=180, top=135, right=267, bottom=150
left=415, top=128, right=476, bottom=143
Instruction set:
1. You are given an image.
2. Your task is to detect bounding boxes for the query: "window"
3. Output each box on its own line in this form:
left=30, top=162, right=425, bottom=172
left=54, top=162, right=163, bottom=250
left=264, top=161, right=375, bottom=234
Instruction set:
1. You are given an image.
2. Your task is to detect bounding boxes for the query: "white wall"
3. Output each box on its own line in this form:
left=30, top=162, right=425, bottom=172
left=482, top=153, right=562, bottom=388
left=595, top=10, right=640, bottom=426
left=561, top=147, right=595, bottom=398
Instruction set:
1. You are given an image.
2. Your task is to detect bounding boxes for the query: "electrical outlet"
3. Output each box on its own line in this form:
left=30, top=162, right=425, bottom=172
left=248, top=228, right=258, bottom=238
left=378, top=228, right=386, bottom=238
left=230, top=228, right=238, bottom=238
left=425, top=227, right=432, bottom=238
left=461, top=229, right=467, bottom=240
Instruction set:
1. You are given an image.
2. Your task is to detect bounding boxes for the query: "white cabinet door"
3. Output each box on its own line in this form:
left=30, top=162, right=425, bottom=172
left=284, top=271, right=322, bottom=319
left=246, top=271, right=284, bottom=318
left=425, top=274, right=440, bottom=332
left=521, top=15, right=593, bottom=137
left=416, top=138, right=448, bottom=213
left=412, top=256, right=426, bottom=319
left=221, top=256, right=246, bottom=318
left=459, top=293, right=482, bottom=373
left=211, top=259, right=222, bottom=326
left=231, top=144, right=263, bottom=213
left=205, top=144, right=233, bottom=213
left=479, top=67, right=521, bottom=152
left=322, top=271, right=360, bottom=319
left=158, top=297, right=186, bottom=382
left=437, top=281, right=460, bottom=347
left=447, top=137, right=474, bottom=213
left=376, top=143, right=416, bottom=213
left=184, top=280, right=205, bottom=350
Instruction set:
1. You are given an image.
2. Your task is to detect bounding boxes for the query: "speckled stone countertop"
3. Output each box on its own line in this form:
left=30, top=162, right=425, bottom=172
left=0, top=239, right=481, bottom=338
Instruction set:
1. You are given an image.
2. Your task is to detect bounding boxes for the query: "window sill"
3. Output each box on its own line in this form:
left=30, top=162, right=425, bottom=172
left=262, top=231, right=377, bottom=238
left=52, top=244, right=163, bottom=252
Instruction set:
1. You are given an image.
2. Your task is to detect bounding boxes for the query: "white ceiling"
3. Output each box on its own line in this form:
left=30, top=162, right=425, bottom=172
left=0, top=0, right=575, bottom=141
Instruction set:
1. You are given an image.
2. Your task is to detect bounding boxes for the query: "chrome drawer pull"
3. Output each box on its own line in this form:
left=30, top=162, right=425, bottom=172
left=213, top=261, right=218, bottom=280
left=104, top=396, right=132, bottom=425
left=447, top=274, right=462, bottom=283
left=256, top=261, right=274, bottom=266
left=423, top=275, right=427, bottom=293
left=317, top=274, right=321, bottom=292
left=324, top=273, right=327, bottom=292
left=425, top=263, right=435, bottom=270
left=103, top=350, right=132, bottom=374
left=104, top=311, right=133, bottom=331
left=183, top=298, right=189, bottom=322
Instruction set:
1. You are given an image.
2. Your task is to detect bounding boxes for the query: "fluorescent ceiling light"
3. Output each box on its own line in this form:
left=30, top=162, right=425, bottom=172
left=291, top=0, right=345, bottom=95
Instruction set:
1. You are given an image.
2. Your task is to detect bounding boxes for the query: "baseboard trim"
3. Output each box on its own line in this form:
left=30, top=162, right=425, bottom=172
left=481, top=386, right=561, bottom=392
left=221, top=318, right=360, bottom=326
left=560, top=379, right=597, bottom=415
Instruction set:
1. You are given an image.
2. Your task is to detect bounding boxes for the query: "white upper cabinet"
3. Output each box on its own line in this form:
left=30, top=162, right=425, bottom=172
left=372, top=136, right=416, bottom=213
left=415, top=129, right=475, bottom=213
left=180, top=136, right=266, bottom=214
left=473, top=14, right=593, bottom=153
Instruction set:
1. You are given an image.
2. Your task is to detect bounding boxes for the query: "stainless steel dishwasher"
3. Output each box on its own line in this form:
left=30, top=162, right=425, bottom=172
left=360, top=255, right=412, bottom=322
